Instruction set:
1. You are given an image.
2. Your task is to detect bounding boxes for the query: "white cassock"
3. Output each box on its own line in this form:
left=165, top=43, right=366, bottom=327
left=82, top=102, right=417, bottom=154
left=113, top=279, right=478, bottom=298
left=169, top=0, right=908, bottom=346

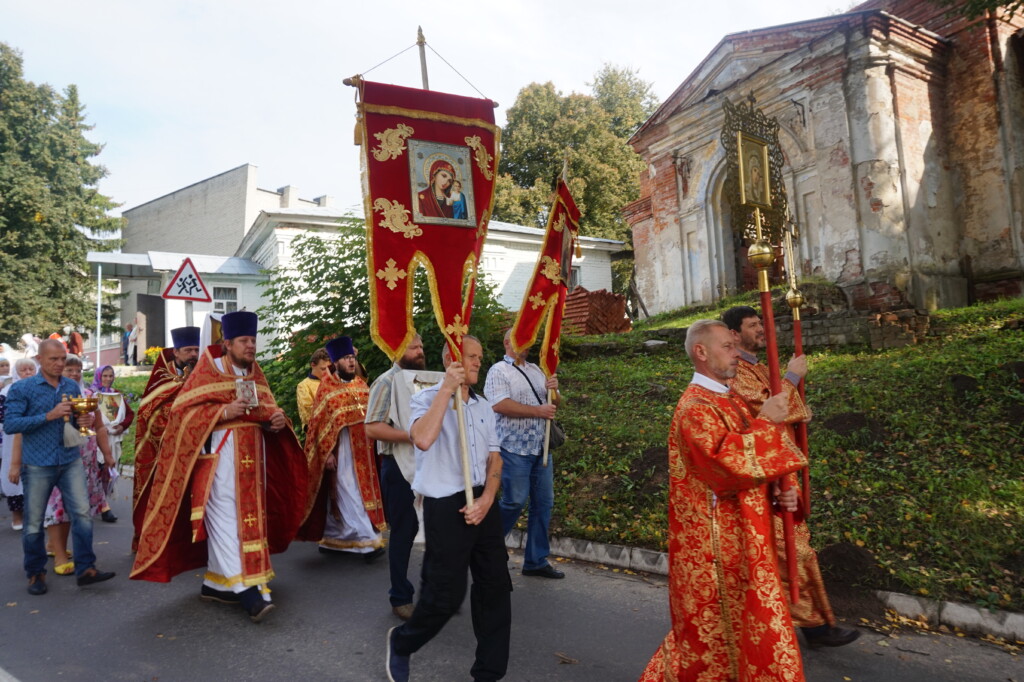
left=202, top=357, right=270, bottom=601
left=319, top=425, right=382, bottom=554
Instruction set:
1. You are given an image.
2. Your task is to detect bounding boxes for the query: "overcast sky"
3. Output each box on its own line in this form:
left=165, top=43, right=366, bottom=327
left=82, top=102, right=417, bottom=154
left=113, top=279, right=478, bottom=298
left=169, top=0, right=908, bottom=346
left=3, top=0, right=846, bottom=219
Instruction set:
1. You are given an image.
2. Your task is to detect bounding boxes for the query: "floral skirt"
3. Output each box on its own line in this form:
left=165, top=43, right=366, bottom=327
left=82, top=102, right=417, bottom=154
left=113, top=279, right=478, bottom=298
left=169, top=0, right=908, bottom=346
left=44, top=437, right=107, bottom=527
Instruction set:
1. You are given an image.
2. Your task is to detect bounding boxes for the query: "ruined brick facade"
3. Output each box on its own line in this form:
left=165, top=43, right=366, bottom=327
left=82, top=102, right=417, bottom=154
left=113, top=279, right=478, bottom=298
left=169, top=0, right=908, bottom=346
left=626, top=2, right=1024, bottom=314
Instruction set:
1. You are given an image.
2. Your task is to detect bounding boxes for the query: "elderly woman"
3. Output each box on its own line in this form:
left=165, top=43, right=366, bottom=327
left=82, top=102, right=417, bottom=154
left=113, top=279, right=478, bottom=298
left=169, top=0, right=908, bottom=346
left=89, top=365, right=135, bottom=466
left=44, top=355, right=117, bottom=575
left=2, top=358, right=38, bottom=530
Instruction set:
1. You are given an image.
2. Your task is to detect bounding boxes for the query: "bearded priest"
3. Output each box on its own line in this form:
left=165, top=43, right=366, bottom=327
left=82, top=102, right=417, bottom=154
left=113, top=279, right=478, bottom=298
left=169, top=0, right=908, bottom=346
left=298, top=335, right=386, bottom=559
left=130, top=311, right=307, bottom=624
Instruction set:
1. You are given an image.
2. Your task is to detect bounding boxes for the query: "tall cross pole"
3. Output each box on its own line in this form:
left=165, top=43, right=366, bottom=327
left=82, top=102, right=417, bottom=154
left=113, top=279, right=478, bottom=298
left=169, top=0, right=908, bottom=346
left=748, top=208, right=800, bottom=605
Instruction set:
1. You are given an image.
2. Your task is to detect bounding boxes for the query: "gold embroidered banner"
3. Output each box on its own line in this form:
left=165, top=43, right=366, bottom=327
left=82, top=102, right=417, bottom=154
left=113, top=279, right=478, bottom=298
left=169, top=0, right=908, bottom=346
left=357, top=79, right=500, bottom=359
left=509, top=179, right=581, bottom=376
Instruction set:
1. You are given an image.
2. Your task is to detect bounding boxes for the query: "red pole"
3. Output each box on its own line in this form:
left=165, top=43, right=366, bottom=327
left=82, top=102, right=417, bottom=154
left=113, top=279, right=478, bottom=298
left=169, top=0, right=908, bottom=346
left=749, top=219, right=800, bottom=607
left=791, top=313, right=811, bottom=514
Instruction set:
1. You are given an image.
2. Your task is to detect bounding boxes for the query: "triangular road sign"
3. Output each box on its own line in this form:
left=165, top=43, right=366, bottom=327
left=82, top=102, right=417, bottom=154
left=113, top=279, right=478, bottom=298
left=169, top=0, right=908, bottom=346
left=162, top=257, right=213, bottom=302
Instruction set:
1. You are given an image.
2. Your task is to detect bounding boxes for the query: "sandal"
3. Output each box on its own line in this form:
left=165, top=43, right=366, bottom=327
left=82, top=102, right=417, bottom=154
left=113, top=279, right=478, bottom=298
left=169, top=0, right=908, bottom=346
left=54, top=561, right=75, bottom=576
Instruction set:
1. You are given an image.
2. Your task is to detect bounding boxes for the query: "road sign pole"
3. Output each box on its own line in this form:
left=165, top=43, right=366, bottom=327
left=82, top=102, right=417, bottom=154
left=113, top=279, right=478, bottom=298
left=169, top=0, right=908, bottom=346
left=185, top=300, right=193, bottom=327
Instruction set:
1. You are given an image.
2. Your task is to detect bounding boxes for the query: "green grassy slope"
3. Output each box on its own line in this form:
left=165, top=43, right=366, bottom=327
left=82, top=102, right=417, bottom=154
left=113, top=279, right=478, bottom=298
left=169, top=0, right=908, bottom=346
left=549, top=298, right=1024, bottom=610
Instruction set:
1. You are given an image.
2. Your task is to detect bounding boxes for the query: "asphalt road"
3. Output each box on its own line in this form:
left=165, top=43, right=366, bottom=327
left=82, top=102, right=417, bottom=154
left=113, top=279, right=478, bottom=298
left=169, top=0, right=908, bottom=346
left=0, top=481, right=1019, bottom=681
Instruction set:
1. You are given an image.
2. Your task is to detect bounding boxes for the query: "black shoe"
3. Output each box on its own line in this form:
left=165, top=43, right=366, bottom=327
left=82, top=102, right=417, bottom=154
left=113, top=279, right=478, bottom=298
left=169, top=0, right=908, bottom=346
left=239, top=586, right=275, bottom=623
left=77, top=567, right=116, bottom=586
left=386, top=626, right=410, bottom=682
left=200, top=584, right=240, bottom=604
left=247, top=600, right=276, bottom=623
left=803, top=625, right=861, bottom=649
left=522, top=564, right=565, bottom=579
left=101, top=510, right=118, bottom=523
left=27, top=574, right=47, bottom=596
left=364, top=547, right=386, bottom=564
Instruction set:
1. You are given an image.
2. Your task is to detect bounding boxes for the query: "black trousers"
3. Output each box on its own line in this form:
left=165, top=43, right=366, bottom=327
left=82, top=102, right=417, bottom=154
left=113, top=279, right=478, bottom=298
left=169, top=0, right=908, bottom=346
left=380, top=455, right=417, bottom=606
left=392, top=486, right=512, bottom=681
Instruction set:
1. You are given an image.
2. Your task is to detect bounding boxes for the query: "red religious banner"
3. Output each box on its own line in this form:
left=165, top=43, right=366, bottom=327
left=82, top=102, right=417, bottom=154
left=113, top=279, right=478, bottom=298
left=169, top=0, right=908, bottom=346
left=509, top=179, right=581, bottom=376
left=356, top=79, right=500, bottom=359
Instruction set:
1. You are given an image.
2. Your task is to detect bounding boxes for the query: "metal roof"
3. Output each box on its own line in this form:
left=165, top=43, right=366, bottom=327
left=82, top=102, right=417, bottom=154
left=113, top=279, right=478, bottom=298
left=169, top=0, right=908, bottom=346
left=487, top=220, right=623, bottom=245
left=87, top=251, right=262, bottom=279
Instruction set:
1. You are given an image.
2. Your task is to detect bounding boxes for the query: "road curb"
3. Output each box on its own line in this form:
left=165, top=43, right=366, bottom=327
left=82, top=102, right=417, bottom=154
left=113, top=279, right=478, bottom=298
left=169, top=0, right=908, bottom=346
left=507, top=530, right=1023, bottom=642
left=875, top=590, right=1024, bottom=642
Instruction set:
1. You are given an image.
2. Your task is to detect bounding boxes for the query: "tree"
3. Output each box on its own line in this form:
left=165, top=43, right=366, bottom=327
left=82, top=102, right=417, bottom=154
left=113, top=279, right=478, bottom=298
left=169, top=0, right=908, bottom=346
left=257, top=220, right=509, bottom=431
left=492, top=65, right=660, bottom=291
left=0, top=43, right=121, bottom=345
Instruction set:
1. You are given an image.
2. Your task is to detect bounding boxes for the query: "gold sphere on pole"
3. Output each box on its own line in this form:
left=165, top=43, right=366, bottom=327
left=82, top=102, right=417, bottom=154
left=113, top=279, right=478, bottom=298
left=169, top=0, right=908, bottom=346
left=747, top=240, right=775, bottom=269
left=786, top=287, right=804, bottom=310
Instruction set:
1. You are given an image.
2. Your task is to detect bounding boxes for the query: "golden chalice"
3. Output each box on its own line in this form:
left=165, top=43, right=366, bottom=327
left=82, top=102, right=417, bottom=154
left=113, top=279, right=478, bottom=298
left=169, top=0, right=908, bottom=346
left=69, top=396, right=99, bottom=436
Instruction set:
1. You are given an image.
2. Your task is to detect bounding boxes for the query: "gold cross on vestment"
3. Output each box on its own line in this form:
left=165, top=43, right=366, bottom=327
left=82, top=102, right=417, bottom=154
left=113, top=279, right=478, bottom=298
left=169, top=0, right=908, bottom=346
left=240, top=454, right=255, bottom=468
left=244, top=514, right=258, bottom=528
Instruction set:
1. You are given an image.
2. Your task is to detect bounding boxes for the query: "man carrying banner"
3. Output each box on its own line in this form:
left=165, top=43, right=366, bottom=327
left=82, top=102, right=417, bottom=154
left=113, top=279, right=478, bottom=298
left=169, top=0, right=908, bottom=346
left=386, top=336, right=511, bottom=682
left=722, top=306, right=860, bottom=649
left=131, top=326, right=200, bottom=551
left=640, top=319, right=807, bottom=681
left=131, top=311, right=307, bottom=623
left=484, top=329, right=562, bottom=579
left=365, top=333, right=436, bottom=620
left=298, top=335, right=385, bottom=559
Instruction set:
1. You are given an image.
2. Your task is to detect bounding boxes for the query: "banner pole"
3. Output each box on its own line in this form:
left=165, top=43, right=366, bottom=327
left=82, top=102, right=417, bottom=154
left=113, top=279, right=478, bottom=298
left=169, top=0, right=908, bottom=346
left=417, top=27, right=429, bottom=90
left=542, top=388, right=553, bottom=467
left=454, top=392, right=474, bottom=508
left=748, top=207, right=800, bottom=606
left=785, top=228, right=811, bottom=514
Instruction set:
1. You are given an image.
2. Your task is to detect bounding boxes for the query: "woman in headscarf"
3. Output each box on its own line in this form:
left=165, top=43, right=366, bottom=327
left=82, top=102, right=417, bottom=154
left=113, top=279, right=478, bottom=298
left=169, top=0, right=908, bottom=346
left=43, top=355, right=117, bottom=574
left=416, top=159, right=457, bottom=219
left=2, top=358, right=38, bottom=530
left=89, top=365, right=135, bottom=468
left=19, top=333, right=39, bottom=360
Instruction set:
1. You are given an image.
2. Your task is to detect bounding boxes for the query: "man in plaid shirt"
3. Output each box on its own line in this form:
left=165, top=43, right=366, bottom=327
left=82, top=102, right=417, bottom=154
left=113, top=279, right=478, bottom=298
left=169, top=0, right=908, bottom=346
left=483, top=330, right=563, bottom=579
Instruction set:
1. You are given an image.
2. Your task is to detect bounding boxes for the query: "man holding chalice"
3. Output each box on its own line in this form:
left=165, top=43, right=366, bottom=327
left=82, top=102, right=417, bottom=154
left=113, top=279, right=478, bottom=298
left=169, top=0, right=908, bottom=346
left=3, top=339, right=116, bottom=596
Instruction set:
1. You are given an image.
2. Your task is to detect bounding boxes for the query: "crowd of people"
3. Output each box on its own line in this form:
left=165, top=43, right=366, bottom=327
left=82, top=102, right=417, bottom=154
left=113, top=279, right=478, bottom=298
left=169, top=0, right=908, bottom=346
left=0, top=305, right=862, bottom=681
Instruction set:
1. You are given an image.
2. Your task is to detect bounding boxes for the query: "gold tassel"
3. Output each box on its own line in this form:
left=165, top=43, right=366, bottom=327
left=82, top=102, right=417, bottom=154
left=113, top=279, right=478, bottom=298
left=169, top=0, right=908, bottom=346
left=575, top=238, right=582, bottom=259
left=353, top=118, right=363, bottom=146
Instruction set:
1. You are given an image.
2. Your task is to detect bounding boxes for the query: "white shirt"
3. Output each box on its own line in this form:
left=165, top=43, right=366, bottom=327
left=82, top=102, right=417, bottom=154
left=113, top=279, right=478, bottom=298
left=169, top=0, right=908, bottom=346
left=409, top=384, right=500, bottom=499
left=691, top=372, right=730, bottom=394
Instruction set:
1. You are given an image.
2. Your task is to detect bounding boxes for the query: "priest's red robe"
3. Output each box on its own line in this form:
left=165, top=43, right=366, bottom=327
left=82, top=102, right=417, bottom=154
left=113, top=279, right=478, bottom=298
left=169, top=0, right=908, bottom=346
left=640, top=382, right=807, bottom=682
left=297, top=371, right=385, bottom=544
left=130, top=346, right=307, bottom=584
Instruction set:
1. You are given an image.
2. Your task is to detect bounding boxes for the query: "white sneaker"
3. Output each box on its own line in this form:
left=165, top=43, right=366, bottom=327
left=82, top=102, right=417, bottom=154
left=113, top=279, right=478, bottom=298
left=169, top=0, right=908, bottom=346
left=12, top=522, right=23, bottom=531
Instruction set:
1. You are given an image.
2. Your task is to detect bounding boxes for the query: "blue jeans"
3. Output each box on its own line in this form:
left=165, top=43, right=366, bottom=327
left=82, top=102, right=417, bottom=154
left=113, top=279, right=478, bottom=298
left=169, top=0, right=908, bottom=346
left=380, top=455, right=418, bottom=606
left=498, top=448, right=553, bottom=571
left=22, top=458, right=96, bottom=578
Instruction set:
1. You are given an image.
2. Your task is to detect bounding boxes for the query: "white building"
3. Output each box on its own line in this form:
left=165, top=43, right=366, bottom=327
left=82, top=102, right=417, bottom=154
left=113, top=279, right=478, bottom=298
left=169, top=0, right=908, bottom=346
left=90, top=164, right=621, bottom=352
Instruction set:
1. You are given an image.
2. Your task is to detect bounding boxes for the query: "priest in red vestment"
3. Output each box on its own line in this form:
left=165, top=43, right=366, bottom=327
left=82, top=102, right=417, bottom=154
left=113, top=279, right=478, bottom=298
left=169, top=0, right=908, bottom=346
left=131, top=326, right=200, bottom=551
left=640, top=319, right=807, bottom=682
left=130, top=311, right=307, bottom=624
left=723, top=306, right=860, bottom=650
left=298, top=335, right=385, bottom=558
